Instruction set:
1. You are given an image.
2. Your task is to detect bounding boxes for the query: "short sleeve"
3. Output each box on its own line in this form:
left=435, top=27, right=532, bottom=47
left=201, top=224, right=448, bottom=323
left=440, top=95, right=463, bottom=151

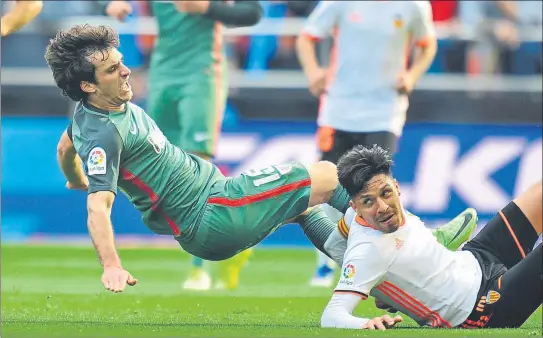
left=67, top=121, right=73, bottom=141
left=334, top=242, right=388, bottom=298
left=409, top=1, right=436, bottom=47
left=78, top=121, right=123, bottom=194
left=302, top=1, right=343, bottom=40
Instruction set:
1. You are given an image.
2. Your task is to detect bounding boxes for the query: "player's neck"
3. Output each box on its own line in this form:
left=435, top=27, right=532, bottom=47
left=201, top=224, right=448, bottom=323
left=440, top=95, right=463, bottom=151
left=86, top=97, right=126, bottom=113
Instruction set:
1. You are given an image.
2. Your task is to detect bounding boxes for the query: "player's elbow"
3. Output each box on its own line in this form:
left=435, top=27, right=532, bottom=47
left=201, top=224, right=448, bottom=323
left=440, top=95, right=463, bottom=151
left=321, top=306, right=341, bottom=328
left=57, top=131, right=75, bottom=159
left=87, top=192, right=115, bottom=214
left=419, top=37, right=438, bottom=59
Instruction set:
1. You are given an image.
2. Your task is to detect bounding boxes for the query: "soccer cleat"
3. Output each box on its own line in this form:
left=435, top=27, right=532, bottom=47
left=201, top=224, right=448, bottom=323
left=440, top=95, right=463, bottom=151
left=310, top=264, right=335, bottom=288
left=432, top=208, right=478, bottom=251
left=215, top=248, right=253, bottom=290
left=182, top=268, right=212, bottom=291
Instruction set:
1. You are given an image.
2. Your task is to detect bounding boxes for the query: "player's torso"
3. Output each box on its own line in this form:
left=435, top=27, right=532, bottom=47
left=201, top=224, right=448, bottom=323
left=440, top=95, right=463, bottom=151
left=74, top=102, right=221, bottom=237
left=320, top=2, right=416, bottom=132
left=358, top=219, right=482, bottom=328
left=149, top=1, right=226, bottom=80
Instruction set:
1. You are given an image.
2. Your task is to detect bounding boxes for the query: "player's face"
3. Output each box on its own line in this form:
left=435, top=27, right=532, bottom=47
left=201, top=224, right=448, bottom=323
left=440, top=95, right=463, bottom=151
left=82, top=48, right=133, bottom=109
left=350, top=174, right=405, bottom=233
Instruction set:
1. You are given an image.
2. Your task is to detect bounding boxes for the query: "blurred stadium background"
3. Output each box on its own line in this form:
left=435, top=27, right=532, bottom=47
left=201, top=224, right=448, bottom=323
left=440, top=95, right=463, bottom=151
left=2, top=0, right=542, bottom=248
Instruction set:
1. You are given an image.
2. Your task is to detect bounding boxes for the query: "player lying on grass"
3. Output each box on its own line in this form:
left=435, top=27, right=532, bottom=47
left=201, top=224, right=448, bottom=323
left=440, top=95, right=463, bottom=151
left=47, top=24, right=476, bottom=294
left=303, top=145, right=542, bottom=330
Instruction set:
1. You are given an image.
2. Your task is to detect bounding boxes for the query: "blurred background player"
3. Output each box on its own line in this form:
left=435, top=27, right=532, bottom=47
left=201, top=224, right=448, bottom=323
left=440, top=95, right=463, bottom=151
left=296, top=0, right=437, bottom=287
left=102, top=0, right=262, bottom=291
left=1, top=0, right=43, bottom=37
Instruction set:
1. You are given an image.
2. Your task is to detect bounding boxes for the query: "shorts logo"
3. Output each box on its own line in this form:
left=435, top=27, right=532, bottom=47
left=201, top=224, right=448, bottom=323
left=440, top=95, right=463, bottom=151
left=343, top=263, right=356, bottom=279
left=87, top=147, right=106, bottom=175
left=486, top=290, right=501, bottom=304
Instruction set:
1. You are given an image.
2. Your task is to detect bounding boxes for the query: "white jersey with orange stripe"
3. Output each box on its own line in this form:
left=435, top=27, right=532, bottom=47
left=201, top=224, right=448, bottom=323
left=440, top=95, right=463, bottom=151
left=302, top=1, right=435, bottom=136
left=323, top=209, right=483, bottom=329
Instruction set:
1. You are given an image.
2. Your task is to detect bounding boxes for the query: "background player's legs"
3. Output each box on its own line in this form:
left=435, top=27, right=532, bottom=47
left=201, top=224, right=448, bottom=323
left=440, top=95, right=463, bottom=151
left=486, top=243, right=542, bottom=328
left=178, top=77, right=251, bottom=291
left=146, top=83, right=215, bottom=290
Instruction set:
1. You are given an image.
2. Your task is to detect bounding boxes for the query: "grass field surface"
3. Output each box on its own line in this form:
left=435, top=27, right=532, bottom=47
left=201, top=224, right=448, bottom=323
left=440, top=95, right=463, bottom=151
left=2, top=245, right=541, bottom=337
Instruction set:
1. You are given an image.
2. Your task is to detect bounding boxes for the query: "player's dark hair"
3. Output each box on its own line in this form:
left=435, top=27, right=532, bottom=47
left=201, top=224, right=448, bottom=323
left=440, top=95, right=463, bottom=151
left=337, top=144, right=394, bottom=197
left=44, top=24, right=120, bottom=101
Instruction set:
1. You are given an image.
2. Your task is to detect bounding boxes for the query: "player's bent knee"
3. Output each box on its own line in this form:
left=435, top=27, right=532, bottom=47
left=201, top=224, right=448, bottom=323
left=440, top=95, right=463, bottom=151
left=513, top=180, right=542, bottom=235
left=306, top=161, right=339, bottom=205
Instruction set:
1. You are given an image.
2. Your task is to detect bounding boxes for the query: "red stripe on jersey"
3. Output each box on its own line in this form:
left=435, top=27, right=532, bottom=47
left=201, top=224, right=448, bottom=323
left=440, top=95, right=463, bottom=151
left=207, top=178, right=311, bottom=207
left=121, top=168, right=181, bottom=236
left=376, top=284, right=434, bottom=326
left=381, top=281, right=452, bottom=328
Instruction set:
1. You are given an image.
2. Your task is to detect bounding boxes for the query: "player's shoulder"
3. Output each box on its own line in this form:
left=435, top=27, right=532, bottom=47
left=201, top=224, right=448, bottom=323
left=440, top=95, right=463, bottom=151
left=73, top=101, right=115, bottom=133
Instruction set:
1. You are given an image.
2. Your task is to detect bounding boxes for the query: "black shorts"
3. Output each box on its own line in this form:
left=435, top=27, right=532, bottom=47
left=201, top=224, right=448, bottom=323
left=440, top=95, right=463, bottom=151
left=460, top=202, right=541, bottom=328
left=316, top=128, right=397, bottom=163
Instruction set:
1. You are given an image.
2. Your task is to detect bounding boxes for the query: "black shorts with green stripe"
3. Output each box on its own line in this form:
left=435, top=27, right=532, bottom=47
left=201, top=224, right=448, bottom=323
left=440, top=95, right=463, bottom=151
left=460, top=202, right=541, bottom=329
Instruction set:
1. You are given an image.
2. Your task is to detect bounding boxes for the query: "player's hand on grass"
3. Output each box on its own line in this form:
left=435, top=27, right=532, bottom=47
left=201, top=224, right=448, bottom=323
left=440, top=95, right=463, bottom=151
left=66, top=178, right=88, bottom=192
left=101, top=266, right=137, bottom=293
left=363, top=314, right=403, bottom=330
left=307, top=67, right=328, bottom=97
left=106, top=1, right=132, bottom=22
left=174, top=0, right=210, bottom=14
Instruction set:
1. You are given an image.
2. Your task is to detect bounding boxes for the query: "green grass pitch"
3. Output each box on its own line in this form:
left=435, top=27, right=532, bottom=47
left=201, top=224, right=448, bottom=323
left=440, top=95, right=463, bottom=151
left=2, top=245, right=541, bottom=337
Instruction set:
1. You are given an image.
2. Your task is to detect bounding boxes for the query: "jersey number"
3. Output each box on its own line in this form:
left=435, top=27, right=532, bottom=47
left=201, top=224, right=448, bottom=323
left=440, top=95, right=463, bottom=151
left=243, top=164, right=292, bottom=187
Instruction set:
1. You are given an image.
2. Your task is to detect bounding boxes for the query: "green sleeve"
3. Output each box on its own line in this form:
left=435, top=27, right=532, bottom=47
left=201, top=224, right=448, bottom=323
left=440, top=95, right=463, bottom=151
left=205, top=0, right=262, bottom=27
left=79, top=121, right=123, bottom=195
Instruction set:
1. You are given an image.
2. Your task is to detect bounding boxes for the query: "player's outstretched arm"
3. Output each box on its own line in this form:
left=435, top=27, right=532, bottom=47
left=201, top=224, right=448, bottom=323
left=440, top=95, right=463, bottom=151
left=174, top=0, right=262, bottom=27
left=87, top=191, right=137, bottom=293
left=57, top=130, right=88, bottom=190
left=1, top=0, right=43, bottom=37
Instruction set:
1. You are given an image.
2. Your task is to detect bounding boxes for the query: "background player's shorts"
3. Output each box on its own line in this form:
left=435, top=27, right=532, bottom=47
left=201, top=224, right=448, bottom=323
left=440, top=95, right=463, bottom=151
left=146, top=76, right=227, bottom=157
left=317, top=128, right=397, bottom=163
left=178, top=161, right=312, bottom=261
left=459, top=202, right=541, bottom=328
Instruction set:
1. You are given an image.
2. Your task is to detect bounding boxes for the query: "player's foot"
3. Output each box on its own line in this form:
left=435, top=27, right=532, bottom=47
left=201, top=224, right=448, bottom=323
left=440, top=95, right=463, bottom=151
left=432, top=208, right=478, bottom=251
left=182, top=268, right=212, bottom=291
left=215, top=248, right=253, bottom=290
left=310, top=264, right=335, bottom=287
